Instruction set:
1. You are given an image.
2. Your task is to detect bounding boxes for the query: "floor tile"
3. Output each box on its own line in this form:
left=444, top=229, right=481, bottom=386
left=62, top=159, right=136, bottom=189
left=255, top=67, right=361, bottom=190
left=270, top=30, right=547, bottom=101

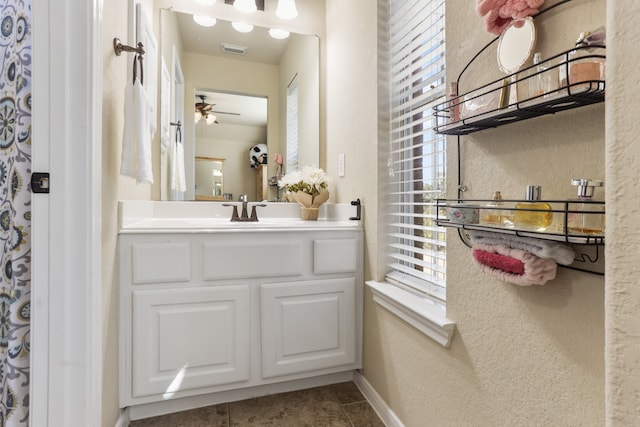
left=341, top=401, right=386, bottom=427
left=228, top=387, right=351, bottom=426
left=328, top=381, right=366, bottom=405
left=129, top=404, right=229, bottom=427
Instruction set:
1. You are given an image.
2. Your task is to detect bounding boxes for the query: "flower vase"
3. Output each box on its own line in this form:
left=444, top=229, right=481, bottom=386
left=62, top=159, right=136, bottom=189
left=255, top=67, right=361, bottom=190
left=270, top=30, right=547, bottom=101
left=300, top=207, right=320, bottom=220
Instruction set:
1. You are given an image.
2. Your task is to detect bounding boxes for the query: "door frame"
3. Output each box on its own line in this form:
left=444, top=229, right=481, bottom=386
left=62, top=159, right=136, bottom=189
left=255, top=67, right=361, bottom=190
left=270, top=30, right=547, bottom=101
left=31, top=0, right=103, bottom=425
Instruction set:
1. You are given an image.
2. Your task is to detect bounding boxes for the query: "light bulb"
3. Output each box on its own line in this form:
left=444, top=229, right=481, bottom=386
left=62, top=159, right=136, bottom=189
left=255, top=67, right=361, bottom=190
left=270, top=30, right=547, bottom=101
left=234, top=0, right=257, bottom=14
left=206, top=114, right=217, bottom=125
left=194, top=0, right=216, bottom=5
left=232, top=22, right=254, bottom=33
left=194, top=111, right=202, bottom=123
left=276, top=0, right=297, bottom=20
left=193, top=15, right=217, bottom=27
left=269, top=28, right=290, bottom=40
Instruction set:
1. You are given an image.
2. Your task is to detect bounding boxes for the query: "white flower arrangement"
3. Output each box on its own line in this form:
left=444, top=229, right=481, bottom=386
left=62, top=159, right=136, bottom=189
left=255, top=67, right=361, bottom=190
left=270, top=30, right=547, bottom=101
left=278, top=166, right=330, bottom=196
left=278, top=166, right=331, bottom=209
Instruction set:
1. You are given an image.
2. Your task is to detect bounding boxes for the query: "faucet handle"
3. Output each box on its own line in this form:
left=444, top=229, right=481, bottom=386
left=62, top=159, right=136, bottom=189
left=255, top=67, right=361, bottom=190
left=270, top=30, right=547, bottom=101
left=250, top=203, right=267, bottom=221
left=222, top=203, right=239, bottom=221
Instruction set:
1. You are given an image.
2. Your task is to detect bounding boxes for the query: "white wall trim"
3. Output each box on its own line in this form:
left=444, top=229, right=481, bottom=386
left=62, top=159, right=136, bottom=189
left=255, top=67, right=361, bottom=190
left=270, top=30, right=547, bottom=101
left=354, top=371, right=405, bottom=427
left=31, top=0, right=103, bottom=425
left=114, top=408, right=130, bottom=427
left=366, top=281, right=455, bottom=348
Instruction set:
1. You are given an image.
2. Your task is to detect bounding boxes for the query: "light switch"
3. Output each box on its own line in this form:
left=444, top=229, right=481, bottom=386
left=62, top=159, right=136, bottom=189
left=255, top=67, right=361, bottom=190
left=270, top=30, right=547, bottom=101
left=338, top=153, right=345, bottom=177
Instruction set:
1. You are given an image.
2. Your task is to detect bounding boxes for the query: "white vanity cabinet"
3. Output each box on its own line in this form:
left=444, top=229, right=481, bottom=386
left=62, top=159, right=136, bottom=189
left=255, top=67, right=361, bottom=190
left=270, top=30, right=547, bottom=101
left=119, top=227, right=363, bottom=418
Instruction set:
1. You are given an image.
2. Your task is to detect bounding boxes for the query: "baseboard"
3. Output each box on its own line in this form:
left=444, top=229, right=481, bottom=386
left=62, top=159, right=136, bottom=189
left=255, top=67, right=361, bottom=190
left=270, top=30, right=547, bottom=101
left=114, top=407, right=130, bottom=427
left=353, top=371, right=405, bottom=427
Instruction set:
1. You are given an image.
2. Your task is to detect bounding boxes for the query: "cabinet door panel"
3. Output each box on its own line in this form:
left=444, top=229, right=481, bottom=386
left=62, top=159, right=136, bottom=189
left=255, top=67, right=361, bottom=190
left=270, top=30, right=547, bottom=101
left=260, top=278, right=356, bottom=378
left=132, top=286, right=250, bottom=398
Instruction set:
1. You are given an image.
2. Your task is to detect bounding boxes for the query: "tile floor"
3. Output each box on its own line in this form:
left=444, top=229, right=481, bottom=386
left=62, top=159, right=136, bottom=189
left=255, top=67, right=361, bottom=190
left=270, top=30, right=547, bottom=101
left=129, top=382, right=385, bottom=427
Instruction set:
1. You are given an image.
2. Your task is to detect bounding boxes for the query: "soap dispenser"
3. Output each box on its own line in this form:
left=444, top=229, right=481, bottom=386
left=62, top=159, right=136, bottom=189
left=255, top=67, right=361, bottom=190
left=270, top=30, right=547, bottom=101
left=567, top=178, right=604, bottom=235
left=514, top=185, right=553, bottom=231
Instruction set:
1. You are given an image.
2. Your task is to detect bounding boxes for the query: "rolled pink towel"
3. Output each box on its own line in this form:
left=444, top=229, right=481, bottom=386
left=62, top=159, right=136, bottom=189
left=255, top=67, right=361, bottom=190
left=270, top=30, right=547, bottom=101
left=472, top=243, right=557, bottom=286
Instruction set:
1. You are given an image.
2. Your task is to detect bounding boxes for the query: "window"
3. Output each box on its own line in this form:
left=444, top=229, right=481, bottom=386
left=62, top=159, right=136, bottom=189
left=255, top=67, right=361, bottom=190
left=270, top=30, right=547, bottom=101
left=286, top=76, right=299, bottom=173
left=385, top=0, right=447, bottom=302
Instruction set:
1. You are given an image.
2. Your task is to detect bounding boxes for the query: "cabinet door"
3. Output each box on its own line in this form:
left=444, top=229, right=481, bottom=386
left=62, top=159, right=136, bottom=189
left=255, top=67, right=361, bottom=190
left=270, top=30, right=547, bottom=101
left=260, top=278, right=356, bottom=378
left=132, top=285, right=250, bottom=398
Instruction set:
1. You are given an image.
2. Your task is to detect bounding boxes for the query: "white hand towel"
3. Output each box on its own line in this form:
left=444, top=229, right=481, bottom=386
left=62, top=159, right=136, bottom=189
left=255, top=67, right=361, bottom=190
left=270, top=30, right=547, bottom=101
left=134, top=78, right=153, bottom=184
left=169, top=140, right=186, bottom=193
left=120, top=66, right=154, bottom=184
left=120, top=83, right=136, bottom=178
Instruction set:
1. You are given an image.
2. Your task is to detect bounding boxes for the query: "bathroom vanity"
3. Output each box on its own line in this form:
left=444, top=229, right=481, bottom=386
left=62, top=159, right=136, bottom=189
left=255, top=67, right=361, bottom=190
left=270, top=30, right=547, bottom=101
left=118, top=201, right=363, bottom=420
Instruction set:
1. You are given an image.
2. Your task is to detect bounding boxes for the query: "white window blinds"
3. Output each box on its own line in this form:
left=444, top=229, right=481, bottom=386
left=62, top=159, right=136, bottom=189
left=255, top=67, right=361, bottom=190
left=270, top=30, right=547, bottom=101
left=286, top=77, right=299, bottom=173
left=385, top=0, right=447, bottom=301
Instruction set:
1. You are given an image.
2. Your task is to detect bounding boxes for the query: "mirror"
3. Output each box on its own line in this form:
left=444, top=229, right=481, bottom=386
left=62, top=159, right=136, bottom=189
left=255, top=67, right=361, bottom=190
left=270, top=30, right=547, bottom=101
left=159, top=9, right=320, bottom=202
left=497, top=17, right=537, bottom=74
left=195, top=157, right=226, bottom=201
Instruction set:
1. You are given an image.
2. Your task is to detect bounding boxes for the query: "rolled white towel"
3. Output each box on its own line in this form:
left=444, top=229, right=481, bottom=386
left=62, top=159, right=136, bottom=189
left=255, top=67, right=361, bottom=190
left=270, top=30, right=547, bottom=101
left=472, top=242, right=557, bottom=286
left=469, top=230, right=575, bottom=265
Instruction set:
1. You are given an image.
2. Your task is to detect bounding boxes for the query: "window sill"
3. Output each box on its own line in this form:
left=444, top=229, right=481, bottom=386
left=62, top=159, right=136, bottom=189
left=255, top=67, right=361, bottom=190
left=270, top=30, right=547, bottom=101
left=366, top=281, right=455, bottom=347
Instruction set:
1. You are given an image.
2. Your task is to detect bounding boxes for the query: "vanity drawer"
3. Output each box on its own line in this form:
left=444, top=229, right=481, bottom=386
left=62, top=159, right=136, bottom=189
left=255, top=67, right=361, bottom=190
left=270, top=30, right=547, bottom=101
left=130, top=242, right=191, bottom=284
left=313, top=238, right=358, bottom=274
left=201, top=240, right=304, bottom=280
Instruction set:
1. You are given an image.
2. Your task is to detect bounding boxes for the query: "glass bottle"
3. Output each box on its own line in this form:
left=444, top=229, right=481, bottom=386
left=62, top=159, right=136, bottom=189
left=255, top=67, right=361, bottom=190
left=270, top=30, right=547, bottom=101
left=446, top=81, right=460, bottom=123
left=559, top=31, right=605, bottom=93
left=567, top=178, right=605, bottom=235
left=514, top=185, right=553, bottom=231
left=480, top=191, right=507, bottom=226
left=528, top=52, right=553, bottom=98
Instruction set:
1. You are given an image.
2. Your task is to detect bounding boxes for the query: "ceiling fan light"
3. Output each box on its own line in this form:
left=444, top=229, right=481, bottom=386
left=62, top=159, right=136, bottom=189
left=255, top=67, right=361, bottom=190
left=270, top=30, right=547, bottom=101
left=232, top=21, right=254, bottom=33
left=234, top=0, right=257, bottom=14
left=269, top=28, right=290, bottom=40
left=193, top=15, right=217, bottom=27
left=206, top=114, right=217, bottom=125
left=194, top=0, right=216, bottom=5
left=276, top=0, right=297, bottom=20
left=194, top=111, right=202, bottom=123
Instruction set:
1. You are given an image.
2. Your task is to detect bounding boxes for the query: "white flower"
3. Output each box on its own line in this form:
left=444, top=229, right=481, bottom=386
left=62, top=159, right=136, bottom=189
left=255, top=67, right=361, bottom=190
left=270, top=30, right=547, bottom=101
left=278, top=166, right=330, bottom=196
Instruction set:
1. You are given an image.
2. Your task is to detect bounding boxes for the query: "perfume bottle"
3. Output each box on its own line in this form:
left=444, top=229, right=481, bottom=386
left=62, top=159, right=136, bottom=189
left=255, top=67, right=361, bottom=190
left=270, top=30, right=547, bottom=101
left=480, top=191, right=508, bottom=226
left=514, top=185, right=553, bottom=231
left=567, top=178, right=605, bottom=235
left=528, top=52, right=553, bottom=98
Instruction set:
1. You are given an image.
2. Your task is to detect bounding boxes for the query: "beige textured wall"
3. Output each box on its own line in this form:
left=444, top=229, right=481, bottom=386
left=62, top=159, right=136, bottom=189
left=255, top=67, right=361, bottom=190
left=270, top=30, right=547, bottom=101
left=324, top=0, right=607, bottom=425
left=605, top=2, right=640, bottom=425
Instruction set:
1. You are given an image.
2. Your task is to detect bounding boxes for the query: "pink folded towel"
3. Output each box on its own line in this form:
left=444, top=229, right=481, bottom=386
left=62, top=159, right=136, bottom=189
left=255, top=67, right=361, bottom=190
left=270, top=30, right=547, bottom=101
left=472, top=243, right=557, bottom=286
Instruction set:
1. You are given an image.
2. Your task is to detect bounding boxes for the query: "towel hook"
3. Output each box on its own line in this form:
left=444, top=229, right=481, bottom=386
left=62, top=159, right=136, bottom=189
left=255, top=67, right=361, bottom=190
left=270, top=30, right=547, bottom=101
left=113, top=38, right=145, bottom=56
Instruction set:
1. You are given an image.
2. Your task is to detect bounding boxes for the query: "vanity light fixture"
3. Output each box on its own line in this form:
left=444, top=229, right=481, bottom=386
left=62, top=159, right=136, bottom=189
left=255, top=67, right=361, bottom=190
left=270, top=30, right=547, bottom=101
left=232, top=22, right=254, bottom=33
left=194, top=0, right=217, bottom=5
left=193, top=15, right=217, bottom=27
left=275, top=0, right=297, bottom=20
left=234, top=0, right=257, bottom=13
left=269, top=28, right=290, bottom=40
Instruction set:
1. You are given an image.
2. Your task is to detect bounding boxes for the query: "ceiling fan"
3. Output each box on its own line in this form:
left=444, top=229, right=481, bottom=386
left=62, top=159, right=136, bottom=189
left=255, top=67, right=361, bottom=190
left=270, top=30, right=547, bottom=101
left=195, top=95, right=240, bottom=125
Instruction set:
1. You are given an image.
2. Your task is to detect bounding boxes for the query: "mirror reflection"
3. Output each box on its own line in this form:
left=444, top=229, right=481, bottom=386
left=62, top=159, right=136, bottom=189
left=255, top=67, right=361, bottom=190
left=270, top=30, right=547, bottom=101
left=159, top=9, right=320, bottom=202
left=195, top=156, right=226, bottom=201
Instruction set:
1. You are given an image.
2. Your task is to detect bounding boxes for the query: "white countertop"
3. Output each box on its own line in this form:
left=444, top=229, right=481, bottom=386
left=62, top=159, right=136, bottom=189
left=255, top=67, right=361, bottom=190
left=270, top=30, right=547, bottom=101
left=118, top=201, right=363, bottom=234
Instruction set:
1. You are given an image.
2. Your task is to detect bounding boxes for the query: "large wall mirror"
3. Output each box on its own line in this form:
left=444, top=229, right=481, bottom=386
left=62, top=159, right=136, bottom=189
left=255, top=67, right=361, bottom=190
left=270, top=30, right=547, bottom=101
left=159, top=8, right=320, bottom=202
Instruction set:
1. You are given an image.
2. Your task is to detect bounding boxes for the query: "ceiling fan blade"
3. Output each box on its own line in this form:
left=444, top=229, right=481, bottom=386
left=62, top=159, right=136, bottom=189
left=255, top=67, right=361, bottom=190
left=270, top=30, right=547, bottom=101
left=212, top=110, right=240, bottom=116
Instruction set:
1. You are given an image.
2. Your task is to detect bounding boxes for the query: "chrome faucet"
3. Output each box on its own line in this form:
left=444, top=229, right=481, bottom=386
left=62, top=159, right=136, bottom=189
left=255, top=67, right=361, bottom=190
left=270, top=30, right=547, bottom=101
left=223, top=194, right=266, bottom=222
